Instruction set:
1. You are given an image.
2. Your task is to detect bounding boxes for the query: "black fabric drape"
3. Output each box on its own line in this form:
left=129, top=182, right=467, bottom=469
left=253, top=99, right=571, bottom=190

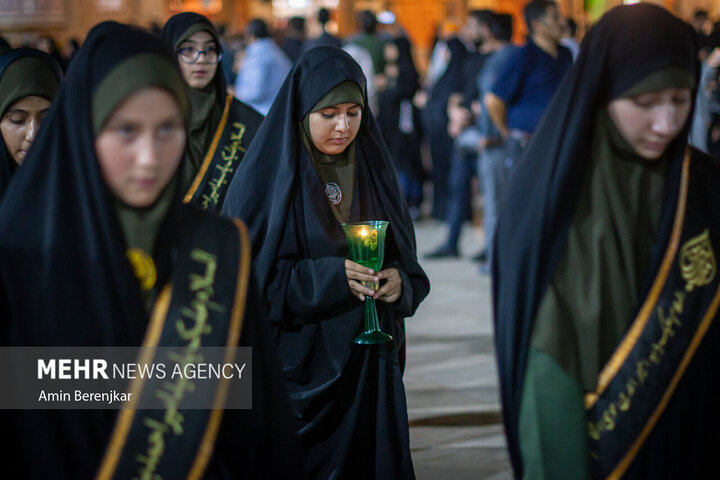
left=0, top=48, right=62, bottom=199
left=222, top=46, right=429, bottom=479
left=0, top=22, right=299, bottom=479
left=491, top=4, right=699, bottom=476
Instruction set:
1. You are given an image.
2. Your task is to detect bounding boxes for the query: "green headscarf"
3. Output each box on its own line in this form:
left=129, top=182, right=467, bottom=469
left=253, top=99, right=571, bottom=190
left=532, top=68, right=696, bottom=390
left=300, top=81, right=364, bottom=224
left=93, top=53, right=188, bottom=313
left=173, top=22, right=219, bottom=50
left=0, top=56, right=60, bottom=118
left=92, top=53, right=188, bottom=133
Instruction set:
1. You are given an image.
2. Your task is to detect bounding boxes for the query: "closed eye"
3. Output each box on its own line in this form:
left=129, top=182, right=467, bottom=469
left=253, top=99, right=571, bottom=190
left=158, top=120, right=182, bottom=136
left=8, top=116, right=27, bottom=126
left=114, top=123, right=136, bottom=137
left=632, top=98, right=654, bottom=108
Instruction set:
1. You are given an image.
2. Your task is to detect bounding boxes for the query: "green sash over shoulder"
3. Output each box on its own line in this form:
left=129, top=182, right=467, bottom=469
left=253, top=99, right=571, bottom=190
left=96, top=212, right=252, bottom=480
left=184, top=95, right=262, bottom=212
left=584, top=149, right=720, bottom=480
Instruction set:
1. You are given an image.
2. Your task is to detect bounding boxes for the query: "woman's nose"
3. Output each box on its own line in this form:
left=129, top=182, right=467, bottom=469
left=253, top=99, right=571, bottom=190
left=136, top=134, right=159, bottom=167
left=651, top=106, right=679, bottom=136
left=335, top=114, right=350, bottom=132
left=24, top=118, right=39, bottom=143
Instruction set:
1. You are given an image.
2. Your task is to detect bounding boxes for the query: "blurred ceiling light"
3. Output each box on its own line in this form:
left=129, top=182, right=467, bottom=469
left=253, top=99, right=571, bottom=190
left=377, top=11, right=395, bottom=24
left=288, top=0, right=309, bottom=9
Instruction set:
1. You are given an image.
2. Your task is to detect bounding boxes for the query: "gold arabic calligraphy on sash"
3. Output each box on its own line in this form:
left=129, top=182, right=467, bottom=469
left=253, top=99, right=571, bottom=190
left=135, top=249, right=222, bottom=479
left=201, top=122, right=247, bottom=210
left=587, top=230, right=716, bottom=443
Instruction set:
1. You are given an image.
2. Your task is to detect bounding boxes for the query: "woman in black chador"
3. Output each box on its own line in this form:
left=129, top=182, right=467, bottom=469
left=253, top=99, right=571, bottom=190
left=378, top=36, right=424, bottom=218
left=0, top=48, right=62, bottom=197
left=162, top=12, right=264, bottom=212
left=493, top=4, right=720, bottom=479
left=421, top=36, right=466, bottom=220
left=223, top=47, right=430, bottom=479
left=0, top=22, right=298, bottom=479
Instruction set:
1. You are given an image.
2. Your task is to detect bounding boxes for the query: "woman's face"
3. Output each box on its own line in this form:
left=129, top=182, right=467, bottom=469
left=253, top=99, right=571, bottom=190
left=0, top=95, right=51, bottom=165
left=607, top=87, right=693, bottom=160
left=95, top=87, right=186, bottom=208
left=177, top=30, right=219, bottom=89
left=308, top=102, right=362, bottom=155
left=384, top=43, right=399, bottom=62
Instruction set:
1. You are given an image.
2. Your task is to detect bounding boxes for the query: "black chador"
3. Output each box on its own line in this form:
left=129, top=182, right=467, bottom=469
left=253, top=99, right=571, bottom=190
left=377, top=36, right=424, bottom=207
left=493, top=4, right=720, bottom=479
left=0, top=22, right=299, bottom=479
left=223, top=47, right=430, bottom=479
left=162, top=12, right=264, bottom=212
left=0, top=48, right=62, bottom=197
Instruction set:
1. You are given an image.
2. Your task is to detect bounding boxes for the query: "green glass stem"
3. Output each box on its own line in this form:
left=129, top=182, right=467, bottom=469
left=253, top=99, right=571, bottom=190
left=353, top=280, right=392, bottom=344
left=364, top=282, right=380, bottom=331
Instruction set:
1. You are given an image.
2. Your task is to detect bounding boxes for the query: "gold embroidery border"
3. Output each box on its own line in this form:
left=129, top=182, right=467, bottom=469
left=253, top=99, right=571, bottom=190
left=606, top=282, right=720, bottom=480
left=183, top=94, right=233, bottom=204
left=585, top=150, right=691, bottom=409
left=95, top=284, right=172, bottom=480
left=187, top=219, right=251, bottom=479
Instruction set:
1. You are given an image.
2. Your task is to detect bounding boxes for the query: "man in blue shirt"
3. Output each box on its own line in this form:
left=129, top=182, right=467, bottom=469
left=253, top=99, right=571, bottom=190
left=235, top=19, right=292, bottom=116
left=485, top=0, right=571, bottom=158
left=475, top=14, right=517, bottom=274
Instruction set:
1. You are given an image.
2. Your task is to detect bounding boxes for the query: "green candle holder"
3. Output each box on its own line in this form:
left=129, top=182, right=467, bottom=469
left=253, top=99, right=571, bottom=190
left=341, top=220, right=393, bottom=345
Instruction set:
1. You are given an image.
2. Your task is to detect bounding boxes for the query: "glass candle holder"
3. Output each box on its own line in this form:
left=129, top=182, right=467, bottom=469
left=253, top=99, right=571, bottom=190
left=341, top=220, right=393, bottom=344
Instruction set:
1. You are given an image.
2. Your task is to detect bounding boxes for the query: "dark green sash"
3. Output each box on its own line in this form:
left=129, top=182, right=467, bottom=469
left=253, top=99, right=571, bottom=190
left=96, top=214, right=252, bottom=480
left=184, top=95, right=259, bottom=213
left=585, top=150, right=720, bottom=479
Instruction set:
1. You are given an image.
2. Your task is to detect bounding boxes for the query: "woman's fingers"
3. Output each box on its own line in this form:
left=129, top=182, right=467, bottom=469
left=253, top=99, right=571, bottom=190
left=374, top=268, right=402, bottom=303
left=345, top=259, right=378, bottom=283
left=345, top=259, right=373, bottom=274
left=348, top=279, right=373, bottom=301
left=376, top=282, right=401, bottom=302
left=346, top=264, right=403, bottom=302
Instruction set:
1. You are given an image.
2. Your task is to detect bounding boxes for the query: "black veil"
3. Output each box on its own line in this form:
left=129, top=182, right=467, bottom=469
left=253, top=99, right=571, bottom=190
left=491, top=4, right=698, bottom=474
left=0, top=22, right=188, bottom=478
left=222, top=46, right=429, bottom=478
left=222, top=46, right=427, bottom=304
left=0, top=23, right=182, bottom=345
left=0, top=21, right=301, bottom=479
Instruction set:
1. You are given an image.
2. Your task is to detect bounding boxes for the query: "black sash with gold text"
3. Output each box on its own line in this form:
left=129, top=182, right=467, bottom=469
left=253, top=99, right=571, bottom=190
left=96, top=208, right=252, bottom=480
left=585, top=151, right=720, bottom=480
left=184, top=96, right=263, bottom=212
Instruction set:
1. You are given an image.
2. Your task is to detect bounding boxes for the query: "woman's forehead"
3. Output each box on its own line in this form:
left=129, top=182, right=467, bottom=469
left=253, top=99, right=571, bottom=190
left=316, top=102, right=362, bottom=110
left=181, top=31, right=215, bottom=44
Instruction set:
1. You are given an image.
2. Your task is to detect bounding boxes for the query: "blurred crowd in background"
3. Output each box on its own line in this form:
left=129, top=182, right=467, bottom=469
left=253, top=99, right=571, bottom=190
left=3, top=3, right=720, bottom=277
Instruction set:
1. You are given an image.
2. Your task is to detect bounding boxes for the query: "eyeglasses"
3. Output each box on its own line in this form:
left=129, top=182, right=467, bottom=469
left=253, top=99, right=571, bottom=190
left=177, top=46, right=222, bottom=64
